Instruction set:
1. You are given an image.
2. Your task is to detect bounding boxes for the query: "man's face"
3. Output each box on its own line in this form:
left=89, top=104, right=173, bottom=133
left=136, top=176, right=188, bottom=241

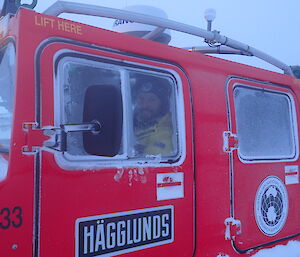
left=135, top=91, right=162, bottom=121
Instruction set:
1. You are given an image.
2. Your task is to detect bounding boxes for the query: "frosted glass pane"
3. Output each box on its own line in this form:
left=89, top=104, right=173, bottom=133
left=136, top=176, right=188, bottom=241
left=0, top=43, right=15, bottom=180
left=0, top=43, right=15, bottom=150
left=234, top=86, right=295, bottom=160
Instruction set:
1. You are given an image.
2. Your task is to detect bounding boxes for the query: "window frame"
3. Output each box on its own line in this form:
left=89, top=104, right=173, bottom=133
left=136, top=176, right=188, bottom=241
left=232, top=83, right=299, bottom=163
left=53, top=50, right=186, bottom=169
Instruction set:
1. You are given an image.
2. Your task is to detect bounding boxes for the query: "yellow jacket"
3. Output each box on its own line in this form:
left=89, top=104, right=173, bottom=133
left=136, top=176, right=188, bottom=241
left=134, top=114, right=174, bottom=156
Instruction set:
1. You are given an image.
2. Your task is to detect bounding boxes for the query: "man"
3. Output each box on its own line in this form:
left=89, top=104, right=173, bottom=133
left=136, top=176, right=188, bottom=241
left=133, top=80, right=174, bottom=156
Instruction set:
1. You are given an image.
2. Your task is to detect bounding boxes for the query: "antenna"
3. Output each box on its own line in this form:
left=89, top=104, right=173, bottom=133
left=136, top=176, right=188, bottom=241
left=204, top=8, right=216, bottom=32
left=204, top=8, right=220, bottom=47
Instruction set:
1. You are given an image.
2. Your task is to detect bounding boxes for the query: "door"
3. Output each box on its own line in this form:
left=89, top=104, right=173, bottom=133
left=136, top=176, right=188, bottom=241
left=36, top=41, right=195, bottom=257
left=226, top=77, right=300, bottom=252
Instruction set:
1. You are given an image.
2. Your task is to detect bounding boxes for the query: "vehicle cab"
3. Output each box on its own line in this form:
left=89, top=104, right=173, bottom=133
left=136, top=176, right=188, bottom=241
left=0, top=1, right=299, bottom=257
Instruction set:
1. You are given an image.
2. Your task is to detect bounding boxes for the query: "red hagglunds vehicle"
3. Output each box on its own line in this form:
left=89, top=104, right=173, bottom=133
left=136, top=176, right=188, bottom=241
left=0, top=1, right=300, bottom=256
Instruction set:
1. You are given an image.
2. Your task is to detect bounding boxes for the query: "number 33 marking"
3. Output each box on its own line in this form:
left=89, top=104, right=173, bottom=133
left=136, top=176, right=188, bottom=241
left=0, top=207, right=23, bottom=229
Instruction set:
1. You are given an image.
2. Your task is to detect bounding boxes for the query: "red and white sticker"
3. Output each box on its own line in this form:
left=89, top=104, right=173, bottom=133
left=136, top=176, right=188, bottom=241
left=285, top=165, right=299, bottom=185
left=156, top=172, right=184, bottom=201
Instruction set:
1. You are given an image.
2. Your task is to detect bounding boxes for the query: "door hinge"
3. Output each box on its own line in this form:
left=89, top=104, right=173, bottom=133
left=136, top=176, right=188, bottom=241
left=223, top=131, right=238, bottom=153
left=225, top=218, right=241, bottom=240
left=22, top=123, right=50, bottom=154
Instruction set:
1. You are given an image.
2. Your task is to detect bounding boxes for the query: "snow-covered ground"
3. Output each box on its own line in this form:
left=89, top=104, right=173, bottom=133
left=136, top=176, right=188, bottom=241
left=252, top=241, right=300, bottom=257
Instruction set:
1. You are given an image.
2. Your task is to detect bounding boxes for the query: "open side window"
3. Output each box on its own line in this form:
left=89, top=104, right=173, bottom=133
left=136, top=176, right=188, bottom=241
left=53, top=54, right=183, bottom=168
left=83, top=84, right=123, bottom=157
left=0, top=42, right=16, bottom=180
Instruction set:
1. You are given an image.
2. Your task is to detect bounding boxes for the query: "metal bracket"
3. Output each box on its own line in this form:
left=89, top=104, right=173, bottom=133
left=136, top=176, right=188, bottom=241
left=42, top=121, right=101, bottom=152
left=22, top=120, right=102, bottom=154
left=225, top=217, right=241, bottom=240
left=22, top=123, right=50, bottom=155
left=43, top=127, right=67, bottom=152
left=223, top=131, right=238, bottom=153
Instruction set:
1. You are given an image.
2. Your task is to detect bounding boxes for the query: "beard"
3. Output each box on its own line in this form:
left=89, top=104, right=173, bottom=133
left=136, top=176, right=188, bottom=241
left=137, top=109, right=155, bottom=121
left=134, top=108, right=161, bottom=128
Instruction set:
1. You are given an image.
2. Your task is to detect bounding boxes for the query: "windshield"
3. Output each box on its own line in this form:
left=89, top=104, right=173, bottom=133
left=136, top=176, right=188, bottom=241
left=0, top=42, right=16, bottom=153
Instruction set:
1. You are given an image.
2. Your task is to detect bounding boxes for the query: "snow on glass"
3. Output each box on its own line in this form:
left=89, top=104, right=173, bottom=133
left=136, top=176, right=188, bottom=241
left=0, top=43, right=15, bottom=180
left=234, top=86, right=296, bottom=160
left=58, top=56, right=178, bottom=167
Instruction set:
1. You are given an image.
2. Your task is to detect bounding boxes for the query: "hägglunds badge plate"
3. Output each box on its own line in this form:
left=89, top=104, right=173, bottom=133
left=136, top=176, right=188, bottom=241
left=75, top=205, right=174, bottom=257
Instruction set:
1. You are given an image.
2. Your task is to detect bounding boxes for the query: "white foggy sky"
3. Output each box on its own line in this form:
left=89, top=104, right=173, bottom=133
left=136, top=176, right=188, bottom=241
left=33, top=0, right=300, bottom=73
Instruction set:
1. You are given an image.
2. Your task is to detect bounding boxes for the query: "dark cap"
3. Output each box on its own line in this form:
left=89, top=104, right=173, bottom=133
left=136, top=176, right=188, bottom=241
left=133, top=76, right=172, bottom=115
left=138, top=81, right=169, bottom=98
left=134, top=76, right=171, bottom=99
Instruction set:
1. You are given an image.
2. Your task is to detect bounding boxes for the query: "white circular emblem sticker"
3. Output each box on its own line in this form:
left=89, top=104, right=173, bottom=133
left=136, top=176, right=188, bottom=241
left=255, top=176, right=288, bottom=236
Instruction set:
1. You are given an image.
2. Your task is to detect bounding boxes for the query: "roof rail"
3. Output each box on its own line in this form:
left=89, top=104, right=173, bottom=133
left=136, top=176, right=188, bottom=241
left=44, top=1, right=293, bottom=75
